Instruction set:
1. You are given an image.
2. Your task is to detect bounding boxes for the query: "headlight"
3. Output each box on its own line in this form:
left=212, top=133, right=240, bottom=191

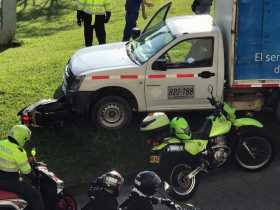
left=69, top=75, right=85, bottom=92
left=64, top=65, right=85, bottom=92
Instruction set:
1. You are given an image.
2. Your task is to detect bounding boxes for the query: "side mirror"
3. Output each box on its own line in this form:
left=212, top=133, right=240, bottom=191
left=131, top=27, right=141, bottom=40
left=152, top=59, right=167, bottom=71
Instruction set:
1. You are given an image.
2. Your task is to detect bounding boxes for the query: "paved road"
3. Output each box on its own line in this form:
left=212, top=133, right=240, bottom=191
left=74, top=111, right=280, bottom=210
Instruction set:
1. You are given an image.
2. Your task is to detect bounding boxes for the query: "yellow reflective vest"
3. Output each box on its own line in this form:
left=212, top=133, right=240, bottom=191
left=0, top=139, right=31, bottom=175
left=77, top=0, right=112, bottom=15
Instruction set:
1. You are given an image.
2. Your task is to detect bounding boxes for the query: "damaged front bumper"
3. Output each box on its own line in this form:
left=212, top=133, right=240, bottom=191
left=18, top=97, right=72, bottom=127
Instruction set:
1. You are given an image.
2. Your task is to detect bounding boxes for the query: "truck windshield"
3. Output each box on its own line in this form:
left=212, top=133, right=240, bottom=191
left=128, top=25, right=175, bottom=64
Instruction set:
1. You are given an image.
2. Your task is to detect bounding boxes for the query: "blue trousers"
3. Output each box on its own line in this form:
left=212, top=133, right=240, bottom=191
left=123, top=12, right=139, bottom=41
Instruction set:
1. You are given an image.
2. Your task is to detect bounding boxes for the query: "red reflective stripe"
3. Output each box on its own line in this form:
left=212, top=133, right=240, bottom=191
left=232, top=84, right=251, bottom=89
left=262, top=84, right=279, bottom=88
left=92, top=75, right=110, bottom=80
left=176, top=73, right=194, bottom=78
left=148, top=74, right=166, bottom=79
left=120, top=75, right=138, bottom=79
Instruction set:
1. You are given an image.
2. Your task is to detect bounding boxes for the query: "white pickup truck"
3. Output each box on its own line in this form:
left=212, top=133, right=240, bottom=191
left=20, top=0, right=280, bottom=129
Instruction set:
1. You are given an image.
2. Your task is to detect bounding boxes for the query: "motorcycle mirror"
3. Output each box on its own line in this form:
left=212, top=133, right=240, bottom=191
left=31, top=148, right=37, bottom=157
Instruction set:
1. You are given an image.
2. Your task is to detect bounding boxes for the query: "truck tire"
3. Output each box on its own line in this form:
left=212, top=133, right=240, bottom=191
left=93, top=96, right=132, bottom=130
left=276, top=100, right=280, bottom=122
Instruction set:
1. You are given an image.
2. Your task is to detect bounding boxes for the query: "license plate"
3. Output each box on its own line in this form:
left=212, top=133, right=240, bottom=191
left=168, top=85, right=194, bottom=99
left=150, top=155, right=160, bottom=164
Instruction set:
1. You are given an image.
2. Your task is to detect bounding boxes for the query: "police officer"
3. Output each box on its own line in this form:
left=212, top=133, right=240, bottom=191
left=192, top=0, right=213, bottom=14
left=0, top=125, right=44, bottom=210
left=82, top=170, right=124, bottom=210
left=120, top=171, right=162, bottom=210
left=122, top=0, right=153, bottom=41
left=120, top=171, right=197, bottom=210
left=77, top=0, right=112, bottom=46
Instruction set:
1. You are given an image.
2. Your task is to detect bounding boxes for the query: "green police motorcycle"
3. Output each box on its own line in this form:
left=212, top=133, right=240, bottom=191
left=141, top=88, right=273, bottom=200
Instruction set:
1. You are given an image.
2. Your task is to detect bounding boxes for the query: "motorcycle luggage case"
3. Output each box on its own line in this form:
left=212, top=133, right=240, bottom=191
left=18, top=97, right=72, bottom=127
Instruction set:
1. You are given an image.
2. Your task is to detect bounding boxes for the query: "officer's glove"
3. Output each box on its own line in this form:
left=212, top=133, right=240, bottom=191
left=77, top=10, right=84, bottom=26
left=104, top=11, right=111, bottom=23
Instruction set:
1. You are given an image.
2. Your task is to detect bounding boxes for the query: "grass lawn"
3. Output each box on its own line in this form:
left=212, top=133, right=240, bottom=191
left=0, top=0, right=195, bottom=185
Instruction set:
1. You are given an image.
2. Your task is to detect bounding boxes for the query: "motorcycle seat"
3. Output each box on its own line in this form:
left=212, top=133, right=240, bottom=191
left=192, top=118, right=212, bottom=139
left=0, top=191, right=19, bottom=199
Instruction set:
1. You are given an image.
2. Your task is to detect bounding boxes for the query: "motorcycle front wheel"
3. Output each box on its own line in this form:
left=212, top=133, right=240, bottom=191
left=56, top=193, right=77, bottom=210
left=169, top=163, right=197, bottom=201
left=235, top=130, right=273, bottom=170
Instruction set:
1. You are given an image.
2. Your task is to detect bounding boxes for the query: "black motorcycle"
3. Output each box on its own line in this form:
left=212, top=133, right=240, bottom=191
left=82, top=180, right=198, bottom=210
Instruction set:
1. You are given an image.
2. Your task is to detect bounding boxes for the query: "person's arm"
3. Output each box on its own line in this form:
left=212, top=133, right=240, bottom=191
left=141, top=1, right=147, bottom=20
left=77, top=10, right=84, bottom=26
left=104, top=0, right=112, bottom=23
left=15, top=149, right=32, bottom=175
left=142, top=0, right=153, bottom=20
left=143, top=0, right=153, bottom=8
left=105, top=11, right=111, bottom=23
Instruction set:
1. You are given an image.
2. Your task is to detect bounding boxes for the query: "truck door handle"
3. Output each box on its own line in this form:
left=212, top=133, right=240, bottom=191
left=198, top=71, right=215, bottom=79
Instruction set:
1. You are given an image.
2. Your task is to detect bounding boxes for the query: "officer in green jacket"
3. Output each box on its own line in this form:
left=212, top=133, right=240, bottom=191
left=77, top=0, right=112, bottom=46
left=0, top=125, right=44, bottom=210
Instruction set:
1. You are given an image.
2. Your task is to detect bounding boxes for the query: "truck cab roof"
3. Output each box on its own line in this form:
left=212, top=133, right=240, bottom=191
left=166, top=15, right=218, bottom=36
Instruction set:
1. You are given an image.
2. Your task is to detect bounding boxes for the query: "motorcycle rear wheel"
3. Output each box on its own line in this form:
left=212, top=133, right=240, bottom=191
left=56, top=193, right=77, bottom=210
left=235, top=130, right=273, bottom=170
left=169, top=163, right=197, bottom=201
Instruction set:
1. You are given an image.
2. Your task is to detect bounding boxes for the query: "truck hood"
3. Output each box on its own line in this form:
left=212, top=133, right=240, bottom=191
left=70, top=42, right=138, bottom=75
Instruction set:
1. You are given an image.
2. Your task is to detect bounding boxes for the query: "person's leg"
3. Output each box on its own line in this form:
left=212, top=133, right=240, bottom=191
left=122, top=12, right=139, bottom=41
left=94, top=15, right=106, bottom=44
left=0, top=179, right=44, bottom=210
left=83, top=13, right=94, bottom=47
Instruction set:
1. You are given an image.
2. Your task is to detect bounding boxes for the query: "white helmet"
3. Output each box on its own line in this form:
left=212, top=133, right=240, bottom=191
left=140, top=112, right=170, bottom=131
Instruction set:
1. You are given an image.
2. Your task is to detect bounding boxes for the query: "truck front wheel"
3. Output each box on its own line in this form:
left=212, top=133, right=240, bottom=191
left=93, top=96, right=132, bottom=129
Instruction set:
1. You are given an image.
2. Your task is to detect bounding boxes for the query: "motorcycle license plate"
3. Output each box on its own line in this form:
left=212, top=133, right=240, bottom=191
left=150, top=155, right=160, bottom=164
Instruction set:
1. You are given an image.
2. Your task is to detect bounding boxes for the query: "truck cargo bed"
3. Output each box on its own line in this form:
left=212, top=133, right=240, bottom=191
left=216, top=0, right=280, bottom=87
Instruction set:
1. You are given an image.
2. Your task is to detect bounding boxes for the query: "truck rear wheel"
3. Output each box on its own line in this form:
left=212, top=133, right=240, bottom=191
left=276, top=100, right=280, bottom=122
left=93, top=96, right=132, bottom=130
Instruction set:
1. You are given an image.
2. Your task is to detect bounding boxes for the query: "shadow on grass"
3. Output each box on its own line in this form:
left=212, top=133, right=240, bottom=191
left=31, top=118, right=150, bottom=186
left=0, top=41, right=23, bottom=53
left=17, top=0, right=66, bottom=21
left=17, top=0, right=74, bottom=38
left=17, top=24, right=74, bottom=38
